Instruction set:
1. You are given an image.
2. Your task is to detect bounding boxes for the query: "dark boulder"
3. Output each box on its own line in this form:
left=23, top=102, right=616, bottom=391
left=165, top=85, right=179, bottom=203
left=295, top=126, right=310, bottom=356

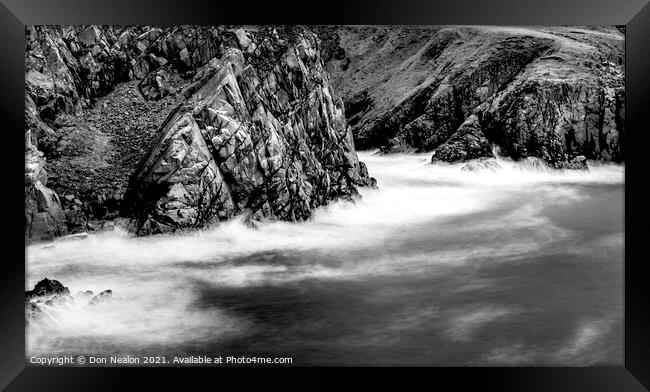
left=25, top=277, right=70, bottom=300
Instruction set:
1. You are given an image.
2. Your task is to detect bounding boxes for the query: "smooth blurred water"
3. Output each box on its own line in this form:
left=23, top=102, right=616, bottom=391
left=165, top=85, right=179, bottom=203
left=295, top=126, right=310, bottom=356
left=26, top=152, right=624, bottom=365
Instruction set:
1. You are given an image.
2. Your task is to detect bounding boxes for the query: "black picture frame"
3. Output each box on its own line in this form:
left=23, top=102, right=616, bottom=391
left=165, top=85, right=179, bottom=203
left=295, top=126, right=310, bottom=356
left=2, top=0, right=649, bottom=390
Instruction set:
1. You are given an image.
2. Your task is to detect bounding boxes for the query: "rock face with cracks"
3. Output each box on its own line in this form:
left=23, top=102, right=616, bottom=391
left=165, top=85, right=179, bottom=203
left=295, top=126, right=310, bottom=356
left=123, top=31, right=374, bottom=234
left=24, top=25, right=375, bottom=241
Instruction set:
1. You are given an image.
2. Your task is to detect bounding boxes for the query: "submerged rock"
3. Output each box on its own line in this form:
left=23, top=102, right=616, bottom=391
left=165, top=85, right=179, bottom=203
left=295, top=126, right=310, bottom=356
left=517, top=155, right=588, bottom=171
left=25, top=279, right=116, bottom=321
left=461, top=159, right=502, bottom=173
left=77, top=290, right=94, bottom=298
left=90, top=289, right=113, bottom=305
left=519, top=156, right=549, bottom=171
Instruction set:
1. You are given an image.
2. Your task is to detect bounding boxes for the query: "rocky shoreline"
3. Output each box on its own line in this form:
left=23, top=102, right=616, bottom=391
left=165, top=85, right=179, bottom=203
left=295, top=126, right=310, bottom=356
left=25, top=25, right=624, bottom=243
left=25, top=25, right=376, bottom=242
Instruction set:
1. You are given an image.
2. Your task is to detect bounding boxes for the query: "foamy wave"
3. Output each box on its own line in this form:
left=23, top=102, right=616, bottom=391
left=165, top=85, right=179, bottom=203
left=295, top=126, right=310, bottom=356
left=26, top=152, right=624, bottom=358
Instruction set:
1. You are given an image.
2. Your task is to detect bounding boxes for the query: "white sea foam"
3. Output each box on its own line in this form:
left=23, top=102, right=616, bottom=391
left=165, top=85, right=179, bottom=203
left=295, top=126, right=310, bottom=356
left=26, top=152, right=624, bottom=357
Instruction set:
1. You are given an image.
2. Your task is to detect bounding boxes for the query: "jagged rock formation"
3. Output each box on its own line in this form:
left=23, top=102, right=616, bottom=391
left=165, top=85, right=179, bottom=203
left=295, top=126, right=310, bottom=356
left=320, top=26, right=625, bottom=167
left=25, top=25, right=374, bottom=241
left=122, top=29, right=374, bottom=234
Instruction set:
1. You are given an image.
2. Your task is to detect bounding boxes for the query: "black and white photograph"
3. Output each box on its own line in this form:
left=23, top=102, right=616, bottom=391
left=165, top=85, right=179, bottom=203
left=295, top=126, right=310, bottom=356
left=24, top=24, right=625, bottom=366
